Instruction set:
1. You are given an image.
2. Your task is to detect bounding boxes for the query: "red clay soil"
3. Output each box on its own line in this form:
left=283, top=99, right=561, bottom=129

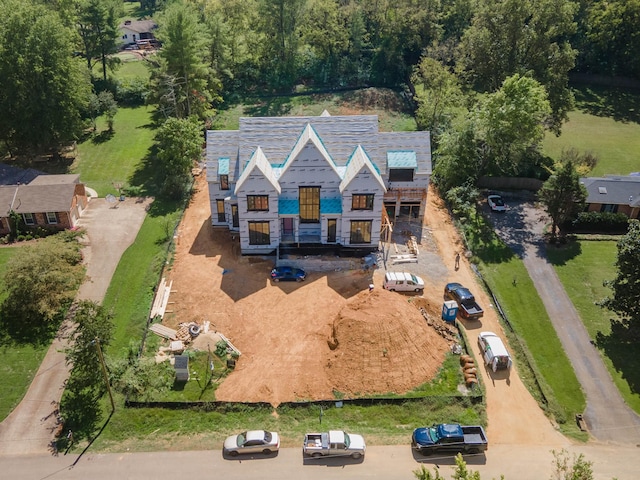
left=164, top=173, right=451, bottom=405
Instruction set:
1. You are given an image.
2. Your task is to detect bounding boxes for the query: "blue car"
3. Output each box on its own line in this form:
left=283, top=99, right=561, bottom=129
left=270, top=266, right=306, bottom=282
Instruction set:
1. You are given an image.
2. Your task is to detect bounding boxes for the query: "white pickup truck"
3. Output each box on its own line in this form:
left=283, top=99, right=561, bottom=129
left=303, top=430, right=366, bottom=458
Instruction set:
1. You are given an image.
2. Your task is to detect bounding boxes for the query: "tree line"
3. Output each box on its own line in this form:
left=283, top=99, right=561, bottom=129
left=1, top=0, right=638, bottom=157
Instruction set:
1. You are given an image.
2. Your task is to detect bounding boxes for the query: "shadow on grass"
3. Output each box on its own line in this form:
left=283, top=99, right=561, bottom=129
left=573, top=85, right=640, bottom=124
left=91, top=129, right=115, bottom=144
left=243, top=97, right=293, bottom=117
left=544, top=239, right=583, bottom=266
left=596, top=321, right=640, bottom=395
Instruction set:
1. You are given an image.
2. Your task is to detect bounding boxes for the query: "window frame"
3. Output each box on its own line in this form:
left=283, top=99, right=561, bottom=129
left=388, top=168, right=414, bottom=182
left=220, top=174, right=230, bottom=190
left=352, top=194, right=375, bottom=210
left=349, top=220, right=372, bottom=244
left=299, top=186, right=320, bottom=223
left=216, top=199, right=226, bottom=222
left=247, top=195, right=269, bottom=211
left=22, top=213, right=35, bottom=225
left=46, top=212, right=58, bottom=224
left=248, top=221, right=270, bottom=245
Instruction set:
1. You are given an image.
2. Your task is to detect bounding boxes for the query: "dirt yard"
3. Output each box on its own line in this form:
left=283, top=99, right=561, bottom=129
left=163, top=172, right=568, bottom=447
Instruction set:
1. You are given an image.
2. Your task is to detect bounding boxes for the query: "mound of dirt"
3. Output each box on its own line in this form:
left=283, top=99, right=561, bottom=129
left=326, top=289, right=450, bottom=396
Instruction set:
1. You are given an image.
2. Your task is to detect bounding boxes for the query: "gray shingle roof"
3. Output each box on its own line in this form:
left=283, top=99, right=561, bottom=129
left=581, top=175, right=640, bottom=207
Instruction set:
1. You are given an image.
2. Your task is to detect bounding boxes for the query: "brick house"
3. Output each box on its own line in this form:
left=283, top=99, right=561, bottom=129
left=206, top=112, right=431, bottom=255
left=0, top=174, right=88, bottom=236
left=581, top=175, right=640, bottom=219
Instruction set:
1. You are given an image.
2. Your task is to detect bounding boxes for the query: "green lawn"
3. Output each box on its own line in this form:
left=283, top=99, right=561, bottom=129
left=73, top=106, right=155, bottom=196
left=0, top=247, right=51, bottom=421
left=547, top=240, right=640, bottom=413
left=543, top=110, right=640, bottom=177
left=214, top=89, right=417, bottom=132
left=462, top=217, right=586, bottom=437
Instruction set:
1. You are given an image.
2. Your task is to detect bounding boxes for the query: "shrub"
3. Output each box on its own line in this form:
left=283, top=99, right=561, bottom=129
left=567, top=211, right=629, bottom=234
left=115, top=77, right=149, bottom=106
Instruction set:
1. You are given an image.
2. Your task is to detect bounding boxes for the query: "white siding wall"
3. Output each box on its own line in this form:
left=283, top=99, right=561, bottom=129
left=236, top=173, right=279, bottom=252
left=341, top=167, right=384, bottom=246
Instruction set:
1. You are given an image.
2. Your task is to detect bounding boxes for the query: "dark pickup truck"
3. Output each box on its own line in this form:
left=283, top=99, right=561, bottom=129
left=412, top=423, right=488, bottom=456
left=444, top=283, right=484, bottom=320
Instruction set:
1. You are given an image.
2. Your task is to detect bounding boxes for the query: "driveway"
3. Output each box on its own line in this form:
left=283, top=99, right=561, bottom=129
left=489, top=198, right=640, bottom=444
left=0, top=196, right=151, bottom=456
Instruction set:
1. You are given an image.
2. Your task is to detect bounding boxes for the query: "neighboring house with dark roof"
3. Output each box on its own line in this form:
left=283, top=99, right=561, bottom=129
left=0, top=174, right=88, bottom=236
left=206, top=111, right=432, bottom=255
left=118, top=19, right=157, bottom=45
left=581, top=175, right=640, bottom=219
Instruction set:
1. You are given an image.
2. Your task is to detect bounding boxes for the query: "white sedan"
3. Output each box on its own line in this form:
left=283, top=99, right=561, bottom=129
left=487, top=194, right=506, bottom=212
left=223, top=430, right=280, bottom=456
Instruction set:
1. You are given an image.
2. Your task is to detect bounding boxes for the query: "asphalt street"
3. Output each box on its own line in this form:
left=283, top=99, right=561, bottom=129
left=1, top=444, right=639, bottom=480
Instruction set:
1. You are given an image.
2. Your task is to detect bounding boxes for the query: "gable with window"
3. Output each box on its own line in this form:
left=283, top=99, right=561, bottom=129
left=352, top=194, right=374, bottom=210
left=247, top=195, right=269, bottom=211
left=387, top=151, right=417, bottom=183
left=299, top=187, right=320, bottom=223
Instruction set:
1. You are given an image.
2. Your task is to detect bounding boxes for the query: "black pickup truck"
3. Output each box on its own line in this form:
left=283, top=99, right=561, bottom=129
left=444, top=283, right=484, bottom=320
left=412, top=423, right=488, bottom=455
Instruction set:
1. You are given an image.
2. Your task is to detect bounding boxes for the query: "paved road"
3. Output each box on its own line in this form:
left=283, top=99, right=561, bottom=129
left=0, top=197, right=151, bottom=456
left=490, top=199, right=640, bottom=444
left=0, top=444, right=638, bottom=480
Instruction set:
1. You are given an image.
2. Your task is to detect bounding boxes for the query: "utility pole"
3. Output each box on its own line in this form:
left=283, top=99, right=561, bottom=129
left=94, top=337, right=115, bottom=413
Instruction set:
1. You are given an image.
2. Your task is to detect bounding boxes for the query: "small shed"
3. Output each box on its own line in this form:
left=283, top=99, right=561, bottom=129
left=174, top=355, right=189, bottom=382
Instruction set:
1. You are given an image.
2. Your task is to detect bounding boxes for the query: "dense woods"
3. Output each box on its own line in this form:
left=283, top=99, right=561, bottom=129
left=0, top=0, right=637, bottom=158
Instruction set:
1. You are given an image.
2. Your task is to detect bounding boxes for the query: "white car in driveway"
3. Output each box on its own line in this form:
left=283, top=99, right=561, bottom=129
left=487, top=194, right=506, bottom=212
left=223, top=430, right=280, bottom=456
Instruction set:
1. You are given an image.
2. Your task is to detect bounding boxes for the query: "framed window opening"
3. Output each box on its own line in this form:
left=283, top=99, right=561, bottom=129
left=248, top=221, right=270, bottom=245
left=220, top=174, right=229, bottom=190
left=232, top=205, right=239, bottom=228
left=299, top=187, right=320, bottom=223
left=350, top=220, right=372, bottom=244
left=388, top=168, right=414, bottom=182
left=46, top=212, right=58, bottom=224
left=22, top=213, right=35, bottom=225
left=247, top=195, right=269, bottom=211
left=216, top=200, right=225, bottom=222
left=352, top=194, right=374, bottom=210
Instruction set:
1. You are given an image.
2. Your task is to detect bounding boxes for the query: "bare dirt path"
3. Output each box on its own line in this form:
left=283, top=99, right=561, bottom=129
left=422, top=190, right=568, bottom=447
left=492, top=199, right=640, bottom=444
left=0, top=196, right=151, bottom=456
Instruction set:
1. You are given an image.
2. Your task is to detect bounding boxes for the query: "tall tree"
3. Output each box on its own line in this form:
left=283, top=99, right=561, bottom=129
left=537, top=160, right=587, bottom=241
left=154, top=116, right=203, bottom=198
left=0, top=0, right=92, bottom=154
left=61, top=300, right=114, bottom=441
left=601, top=220, right=640, bottom=337
left=0, top=234, right=84, bottom=340
left=151, top=1, right=215, bottom=119
left=584, top=0, right=640, bottom=79
left=257, top=0, right=307, bottom=89
left=411, top=56, right=463, bottom=142
left=76, top=0, right=122, bottom=82
left=457, top=0, right=577, bottom=134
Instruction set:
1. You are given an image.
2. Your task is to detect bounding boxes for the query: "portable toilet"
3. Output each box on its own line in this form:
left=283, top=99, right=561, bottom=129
left=442, top=300, right=458, bottom=323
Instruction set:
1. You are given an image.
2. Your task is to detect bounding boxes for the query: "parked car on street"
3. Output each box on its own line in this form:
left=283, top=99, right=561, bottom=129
left=223, top=430, right=280, bottom=456
left=412, top=423, right=488, bottom=456
left=303, top=430, right=366, bottom=458
left=270, top=266, right=306, bottom=282
left=487, top=194, right=506, bottom=212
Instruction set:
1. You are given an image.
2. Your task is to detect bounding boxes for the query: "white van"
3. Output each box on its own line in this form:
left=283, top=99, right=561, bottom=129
left=383, top=272, right=425, bottom=293
left=477, top=331, right=512, bottom=372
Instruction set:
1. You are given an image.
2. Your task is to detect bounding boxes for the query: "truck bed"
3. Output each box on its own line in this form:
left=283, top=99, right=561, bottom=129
left=461, top=426, right=488, bottom=446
